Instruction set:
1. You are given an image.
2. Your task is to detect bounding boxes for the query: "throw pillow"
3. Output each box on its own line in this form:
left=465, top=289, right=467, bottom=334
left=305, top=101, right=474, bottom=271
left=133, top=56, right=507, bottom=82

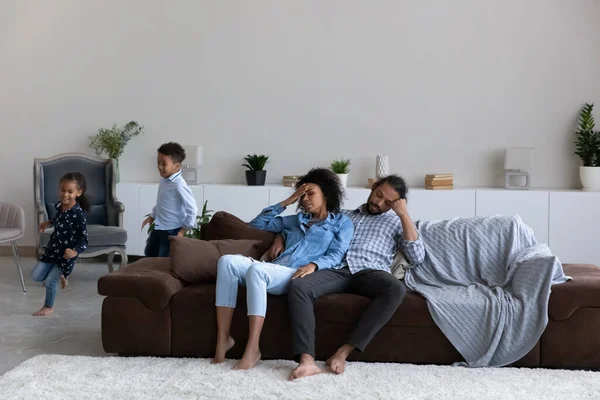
left=202, top=211, right=276, bottom=255
left=390, top=251, right=412, bottom=280
left=169, top=236, right=264, bottom=284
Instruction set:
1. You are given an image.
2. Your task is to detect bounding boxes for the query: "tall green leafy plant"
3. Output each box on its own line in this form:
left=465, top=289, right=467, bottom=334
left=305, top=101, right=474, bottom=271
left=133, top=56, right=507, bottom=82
left=575, top=103, right=600, bottom=167
left=89, top=121, right=144, bottom=159
left=242, top=154, right=269, bottom=171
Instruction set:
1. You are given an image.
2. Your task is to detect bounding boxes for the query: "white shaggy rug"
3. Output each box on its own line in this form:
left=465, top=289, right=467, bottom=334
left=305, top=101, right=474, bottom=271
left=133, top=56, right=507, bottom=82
left=0, top=355, right=598, bottom=400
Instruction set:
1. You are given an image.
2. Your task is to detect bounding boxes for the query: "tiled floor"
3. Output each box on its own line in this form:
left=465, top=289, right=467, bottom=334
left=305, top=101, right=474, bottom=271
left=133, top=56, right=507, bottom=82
left=0, top=256, right=113, bottom=375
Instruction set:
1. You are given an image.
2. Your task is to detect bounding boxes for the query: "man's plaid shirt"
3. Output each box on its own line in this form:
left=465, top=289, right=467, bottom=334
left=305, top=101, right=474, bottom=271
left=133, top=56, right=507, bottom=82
left=337, top=205, right=426, bottom=274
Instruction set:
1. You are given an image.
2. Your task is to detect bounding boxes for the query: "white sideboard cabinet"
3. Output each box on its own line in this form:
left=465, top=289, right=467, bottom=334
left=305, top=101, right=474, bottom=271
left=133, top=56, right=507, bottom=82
left=116, top=183, right=599, bottom=265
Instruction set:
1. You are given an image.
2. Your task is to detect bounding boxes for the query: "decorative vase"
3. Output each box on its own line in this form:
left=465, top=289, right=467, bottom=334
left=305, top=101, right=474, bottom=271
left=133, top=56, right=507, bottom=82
left=376, top=154, right=389, bottom=179
left=112, top=158, right=120, bottom=183
left=336, top=173, right=348, bottom=188
left=246, top=170, right=267, bottom=186
left=580, top=166, right=600, bottom=191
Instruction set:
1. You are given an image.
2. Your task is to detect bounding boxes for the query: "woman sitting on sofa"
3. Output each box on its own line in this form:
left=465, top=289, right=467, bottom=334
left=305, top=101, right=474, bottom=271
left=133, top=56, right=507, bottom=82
left=212, top=168, right=354, bottom=370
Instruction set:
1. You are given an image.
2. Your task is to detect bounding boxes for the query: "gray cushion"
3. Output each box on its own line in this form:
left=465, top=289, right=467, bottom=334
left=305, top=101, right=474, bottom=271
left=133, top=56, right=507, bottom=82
left=0, top=228, right=21, bottom=241
left=40, top=224, right=127, bottom=248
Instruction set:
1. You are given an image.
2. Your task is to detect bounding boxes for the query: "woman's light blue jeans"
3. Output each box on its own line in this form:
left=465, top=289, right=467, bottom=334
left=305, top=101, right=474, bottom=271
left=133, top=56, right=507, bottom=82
left=215, top=254, right=296, bottom=317
left=31, top=261, right=63, bottom=308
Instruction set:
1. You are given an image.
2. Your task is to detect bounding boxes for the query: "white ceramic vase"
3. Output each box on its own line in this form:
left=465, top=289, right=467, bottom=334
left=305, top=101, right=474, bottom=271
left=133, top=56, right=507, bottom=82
left=336, top=173, right=348, bottom=188
left=376, top=154, right=389, bottom=179
left=580, top=166, right=600, bottom=191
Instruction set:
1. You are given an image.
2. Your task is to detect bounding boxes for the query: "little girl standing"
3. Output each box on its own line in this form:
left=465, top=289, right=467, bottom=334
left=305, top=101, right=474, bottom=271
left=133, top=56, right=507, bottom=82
left=32, top=172, right=89, bottom=316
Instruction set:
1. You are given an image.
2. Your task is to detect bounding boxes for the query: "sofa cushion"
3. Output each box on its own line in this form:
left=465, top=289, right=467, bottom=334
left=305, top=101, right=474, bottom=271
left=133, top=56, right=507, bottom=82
left=315, top=291, right=437, bottom=327
left=548, top=264, right=600, bottom=321
left=40, top=224, right=127, bottom=247
left=169, top=236, right=264, bottom=284
left=202, top=211, right=276, bottom=254
left=97, top=257, right=182, bottom=310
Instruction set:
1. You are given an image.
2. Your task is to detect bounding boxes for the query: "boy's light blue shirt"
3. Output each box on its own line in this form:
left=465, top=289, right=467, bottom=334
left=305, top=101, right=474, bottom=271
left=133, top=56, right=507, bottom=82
left=249, top=203, right=354, bottom=270
left=152, top=170, right=198, bottom=230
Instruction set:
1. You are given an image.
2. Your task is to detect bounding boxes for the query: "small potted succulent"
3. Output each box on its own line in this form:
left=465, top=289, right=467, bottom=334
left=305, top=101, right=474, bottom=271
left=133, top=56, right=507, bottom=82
left=575, top=103, right=600, bottom=191
left=243, top=154, right=269, bottom=186
left=331, top=158, right=351, bottom=188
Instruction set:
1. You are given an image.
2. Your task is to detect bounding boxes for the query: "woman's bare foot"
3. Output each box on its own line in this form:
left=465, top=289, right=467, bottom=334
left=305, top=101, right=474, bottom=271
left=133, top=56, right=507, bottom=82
left=326, top=344, right=355, bottom=374
left=210, top=336, right=235, bottom=364
left=33, top=307, right=53, bottom=316
left=289, top=354, right=323, bottom=380
left=232, top=347, right=261, bottom=370
left=212, top=336, right=235, bottom=364
left=60, top=276, right=68, bottom=289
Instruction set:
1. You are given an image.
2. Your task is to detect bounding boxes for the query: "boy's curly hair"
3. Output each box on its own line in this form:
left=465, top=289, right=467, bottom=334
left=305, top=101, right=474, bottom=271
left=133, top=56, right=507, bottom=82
left=157, top=142, right=186, bottom=164
left=295, top=168, right=344, bottom=214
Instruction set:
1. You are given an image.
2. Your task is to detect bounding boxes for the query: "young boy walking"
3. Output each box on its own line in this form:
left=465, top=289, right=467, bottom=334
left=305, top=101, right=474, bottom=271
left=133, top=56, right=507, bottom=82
left=142, top=142, right=198, bottom=256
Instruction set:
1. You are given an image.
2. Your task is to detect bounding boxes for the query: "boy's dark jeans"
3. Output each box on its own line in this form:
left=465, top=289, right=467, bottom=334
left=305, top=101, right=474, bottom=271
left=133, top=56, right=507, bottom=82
left=144, top=228, right=180, bottom=257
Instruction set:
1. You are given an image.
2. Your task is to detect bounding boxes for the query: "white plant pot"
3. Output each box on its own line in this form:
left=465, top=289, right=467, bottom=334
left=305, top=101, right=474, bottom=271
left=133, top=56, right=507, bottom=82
left=580, top=166, right=600, bottom=191
left=336, top=173, right=348, bottom=188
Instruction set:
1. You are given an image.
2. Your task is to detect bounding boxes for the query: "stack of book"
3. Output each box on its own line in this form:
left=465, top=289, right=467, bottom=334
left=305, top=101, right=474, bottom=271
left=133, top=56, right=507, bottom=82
left=425, top=173, right=454, bottom=190
left=282, top=175, right=301, bottom=187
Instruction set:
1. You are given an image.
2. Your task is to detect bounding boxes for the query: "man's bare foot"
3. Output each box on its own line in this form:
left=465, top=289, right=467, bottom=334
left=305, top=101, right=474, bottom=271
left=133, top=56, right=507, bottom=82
left=232, top=347, right=261, bottom=370
left=60, top=276, right=68, bottom=289
left=326, top=354, right=346, bottom=374
left=212, top=336, right=235, bottom=364
left=33, top=307, right=53, bottom=316
left=326, top=344, right=355, bottom=374
left=289, top=355, right=323, bottom=380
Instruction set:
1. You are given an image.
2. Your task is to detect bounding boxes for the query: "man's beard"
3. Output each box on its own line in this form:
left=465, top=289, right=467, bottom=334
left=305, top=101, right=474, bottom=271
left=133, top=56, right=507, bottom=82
left=366, top=202, right=382, bottom=215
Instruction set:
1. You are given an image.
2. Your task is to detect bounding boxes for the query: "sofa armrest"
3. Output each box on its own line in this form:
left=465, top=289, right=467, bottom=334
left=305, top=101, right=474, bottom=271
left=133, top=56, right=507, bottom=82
left=98, top=257, right=184, bottom=310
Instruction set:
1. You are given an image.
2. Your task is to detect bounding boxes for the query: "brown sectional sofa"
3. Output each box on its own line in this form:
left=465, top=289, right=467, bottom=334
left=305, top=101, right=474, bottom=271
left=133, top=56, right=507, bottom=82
left=98, top=212, right=600, bottom=368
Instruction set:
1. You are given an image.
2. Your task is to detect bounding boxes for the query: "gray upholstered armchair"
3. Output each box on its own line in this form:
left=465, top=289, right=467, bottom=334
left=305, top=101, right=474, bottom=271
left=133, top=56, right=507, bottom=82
left=34, top=153, right=128, bottom=271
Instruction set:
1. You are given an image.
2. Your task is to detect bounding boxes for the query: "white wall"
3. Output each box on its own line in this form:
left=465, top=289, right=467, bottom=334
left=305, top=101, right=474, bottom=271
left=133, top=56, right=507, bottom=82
left=1, top=0, right=600, bottom=246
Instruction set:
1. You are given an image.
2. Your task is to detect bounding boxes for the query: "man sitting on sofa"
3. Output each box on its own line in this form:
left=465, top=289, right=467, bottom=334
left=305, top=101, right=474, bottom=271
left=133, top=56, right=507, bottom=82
left=268, top=175, right=426, bottom=380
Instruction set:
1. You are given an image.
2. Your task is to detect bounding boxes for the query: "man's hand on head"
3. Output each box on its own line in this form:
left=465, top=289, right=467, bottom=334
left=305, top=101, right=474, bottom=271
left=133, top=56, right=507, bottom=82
left=390, top=198, right=408, bottom=218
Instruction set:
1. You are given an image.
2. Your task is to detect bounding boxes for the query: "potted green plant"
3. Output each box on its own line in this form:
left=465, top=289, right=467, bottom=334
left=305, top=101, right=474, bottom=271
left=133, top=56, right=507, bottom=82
left=574, top=103, right=600, bottom=191
left=243, top=154, right=269, bottom=186
left=89, top=121, right=144, bottom=183
left=186, top=200, right=214, bottom=239
left=143, top=200, right=213, bottom=239
left=331, top=158, right=351, bottom=188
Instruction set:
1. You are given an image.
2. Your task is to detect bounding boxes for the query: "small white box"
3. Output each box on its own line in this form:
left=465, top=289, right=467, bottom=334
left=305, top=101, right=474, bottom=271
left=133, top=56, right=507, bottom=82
left=504, top=147, right=534, bottom=171
left=183, top=145, right=203, bottom=167
left=182, top=145, right=203, bottom=184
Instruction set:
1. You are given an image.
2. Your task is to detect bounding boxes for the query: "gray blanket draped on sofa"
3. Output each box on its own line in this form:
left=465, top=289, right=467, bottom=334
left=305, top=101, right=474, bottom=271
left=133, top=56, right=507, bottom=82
left=404, top=215, right=570, bottom=367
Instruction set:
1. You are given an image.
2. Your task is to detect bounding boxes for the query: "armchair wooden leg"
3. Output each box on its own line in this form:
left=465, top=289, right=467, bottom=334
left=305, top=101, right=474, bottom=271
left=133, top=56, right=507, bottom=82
left=107, top=252, right=115, bottom=273
left=107, top=249, right=128, bottom=273
left=11, top=241, right=26, bottom=292
left=118, top=249, right=128, bottom=269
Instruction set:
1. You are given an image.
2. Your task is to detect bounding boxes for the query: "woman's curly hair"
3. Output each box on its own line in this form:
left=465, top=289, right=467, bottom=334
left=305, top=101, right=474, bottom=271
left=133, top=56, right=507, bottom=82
left=295, top=168, right=344, bottom=214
